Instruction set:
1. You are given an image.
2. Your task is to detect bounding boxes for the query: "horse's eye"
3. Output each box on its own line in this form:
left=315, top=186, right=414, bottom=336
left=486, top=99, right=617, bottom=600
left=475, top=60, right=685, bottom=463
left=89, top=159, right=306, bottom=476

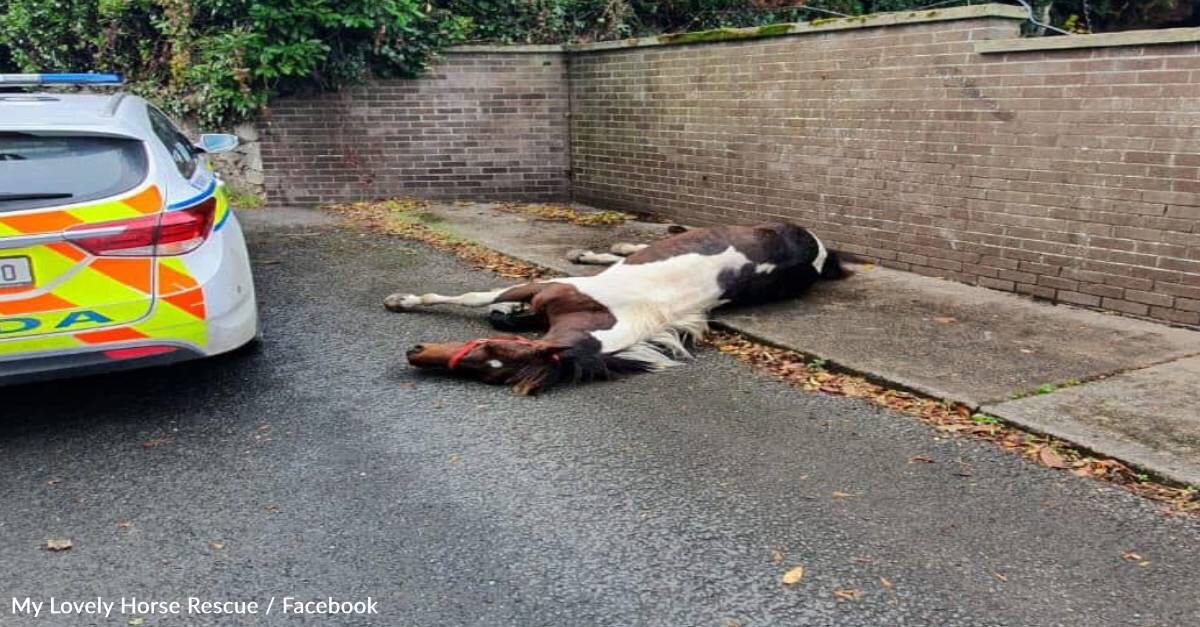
left=487, top=359, right=504, bottom=369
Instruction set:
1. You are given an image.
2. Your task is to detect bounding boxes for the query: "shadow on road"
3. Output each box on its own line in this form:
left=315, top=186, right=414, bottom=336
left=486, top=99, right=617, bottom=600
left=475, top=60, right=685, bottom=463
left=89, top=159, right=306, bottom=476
left=0, top=348, right=261, bottom=437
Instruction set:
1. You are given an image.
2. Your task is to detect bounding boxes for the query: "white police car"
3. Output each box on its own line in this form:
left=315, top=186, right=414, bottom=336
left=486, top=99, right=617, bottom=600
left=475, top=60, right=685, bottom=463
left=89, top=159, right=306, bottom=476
left=0, top=73, right=258, bottom=383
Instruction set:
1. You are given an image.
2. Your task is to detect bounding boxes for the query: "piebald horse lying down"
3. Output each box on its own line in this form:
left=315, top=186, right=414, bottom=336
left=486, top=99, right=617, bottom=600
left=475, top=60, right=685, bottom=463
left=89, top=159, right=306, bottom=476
left=387, top=223, right=847, bottom=395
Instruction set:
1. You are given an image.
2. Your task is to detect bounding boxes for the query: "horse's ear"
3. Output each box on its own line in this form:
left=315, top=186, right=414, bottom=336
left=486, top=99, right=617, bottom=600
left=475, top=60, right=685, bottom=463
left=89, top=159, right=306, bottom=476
left=511, top=376, right=543, bottom=396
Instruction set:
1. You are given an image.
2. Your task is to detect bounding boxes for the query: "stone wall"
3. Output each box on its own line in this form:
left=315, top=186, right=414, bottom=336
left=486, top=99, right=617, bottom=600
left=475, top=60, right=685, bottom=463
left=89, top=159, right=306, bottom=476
left=258, top=52, right=569, bottom=206
left=568, top=6, right=1200, bottom=326
left=181, top=121, right=264, bottom=199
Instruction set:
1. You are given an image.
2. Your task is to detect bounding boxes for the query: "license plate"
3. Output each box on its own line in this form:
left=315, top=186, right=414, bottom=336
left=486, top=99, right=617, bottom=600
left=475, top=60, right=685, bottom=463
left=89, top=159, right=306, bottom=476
left=0, top=256, right=33, bottom=288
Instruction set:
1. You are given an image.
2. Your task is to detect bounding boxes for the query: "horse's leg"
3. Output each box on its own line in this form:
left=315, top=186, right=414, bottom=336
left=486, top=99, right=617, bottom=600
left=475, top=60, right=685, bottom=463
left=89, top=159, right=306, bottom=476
left=384, top=282, right=549, bottom=312
left=565, top=249, right=623, bottom=266
left=609, top=243, right=648, bottom=256
left=488, top=283, right=552, bottom=331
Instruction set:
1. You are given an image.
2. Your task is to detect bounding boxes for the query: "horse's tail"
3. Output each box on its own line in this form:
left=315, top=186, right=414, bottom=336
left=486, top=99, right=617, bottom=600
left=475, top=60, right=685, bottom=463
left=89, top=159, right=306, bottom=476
left=821, top=249, right=852, bottom=281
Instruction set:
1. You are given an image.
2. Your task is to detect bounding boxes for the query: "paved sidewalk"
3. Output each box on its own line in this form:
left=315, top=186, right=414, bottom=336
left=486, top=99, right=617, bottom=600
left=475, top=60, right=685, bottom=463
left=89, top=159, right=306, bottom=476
left=401, top=201, right=1200, bottom=485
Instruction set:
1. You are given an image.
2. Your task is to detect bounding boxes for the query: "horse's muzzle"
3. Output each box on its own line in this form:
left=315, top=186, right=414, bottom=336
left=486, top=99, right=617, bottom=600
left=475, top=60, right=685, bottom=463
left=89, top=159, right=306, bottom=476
left=406, top=344, right=450, bottom=369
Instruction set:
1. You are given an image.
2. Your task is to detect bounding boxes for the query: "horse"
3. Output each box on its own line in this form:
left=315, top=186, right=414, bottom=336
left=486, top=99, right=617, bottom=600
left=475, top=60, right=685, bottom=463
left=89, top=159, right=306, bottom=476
left=387, top=223, right=848, bottom=395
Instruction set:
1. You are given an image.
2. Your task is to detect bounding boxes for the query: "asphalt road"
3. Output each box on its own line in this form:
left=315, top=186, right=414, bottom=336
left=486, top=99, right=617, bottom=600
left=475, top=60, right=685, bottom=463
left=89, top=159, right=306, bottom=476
left=1, top=209, right=1198, bottom=627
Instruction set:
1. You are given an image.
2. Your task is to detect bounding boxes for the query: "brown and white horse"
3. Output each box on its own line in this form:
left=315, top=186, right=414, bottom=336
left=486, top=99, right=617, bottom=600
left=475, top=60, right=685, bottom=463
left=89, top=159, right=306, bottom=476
left=388, top=223, right=847, bottom=394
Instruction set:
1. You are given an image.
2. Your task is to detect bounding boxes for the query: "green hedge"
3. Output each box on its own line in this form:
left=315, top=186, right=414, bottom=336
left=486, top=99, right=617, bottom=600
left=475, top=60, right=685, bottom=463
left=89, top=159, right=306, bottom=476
left=0, top=0, right=470, bottom=126
left=437, top=1, right=1198, bottom=44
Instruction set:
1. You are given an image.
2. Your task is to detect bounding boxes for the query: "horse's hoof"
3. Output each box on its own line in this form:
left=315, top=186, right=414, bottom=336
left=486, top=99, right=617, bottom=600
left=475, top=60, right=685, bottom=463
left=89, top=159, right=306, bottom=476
left=565, top=249, right=590, bottom=263
left=384, top=293, right=420, bottom=311
left=610, top=242, right=646, bottom=255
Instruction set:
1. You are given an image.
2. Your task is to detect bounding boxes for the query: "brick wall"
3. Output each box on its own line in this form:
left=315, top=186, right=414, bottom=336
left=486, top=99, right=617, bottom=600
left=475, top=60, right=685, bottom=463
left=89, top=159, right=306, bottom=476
left=569, top=16, right=1200, bottom=326
left=260, top=52, right=569, bottom=205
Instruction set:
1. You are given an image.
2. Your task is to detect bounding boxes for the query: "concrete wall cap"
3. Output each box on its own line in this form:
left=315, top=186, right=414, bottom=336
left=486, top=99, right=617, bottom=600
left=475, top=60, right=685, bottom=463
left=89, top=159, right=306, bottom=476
left=977, top=27, right=1200, bottom=54
left=448, top=3, right=1026, bottom=55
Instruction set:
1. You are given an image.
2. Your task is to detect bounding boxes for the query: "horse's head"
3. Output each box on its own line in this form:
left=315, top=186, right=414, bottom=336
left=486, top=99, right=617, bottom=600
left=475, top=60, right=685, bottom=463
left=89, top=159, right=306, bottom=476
left=406, top=336, right=564, bottom=395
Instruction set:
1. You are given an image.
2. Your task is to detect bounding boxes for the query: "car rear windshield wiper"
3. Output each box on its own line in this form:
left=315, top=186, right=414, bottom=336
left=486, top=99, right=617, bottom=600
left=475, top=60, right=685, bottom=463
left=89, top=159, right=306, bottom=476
left=0, top=193, right=74, bottom=201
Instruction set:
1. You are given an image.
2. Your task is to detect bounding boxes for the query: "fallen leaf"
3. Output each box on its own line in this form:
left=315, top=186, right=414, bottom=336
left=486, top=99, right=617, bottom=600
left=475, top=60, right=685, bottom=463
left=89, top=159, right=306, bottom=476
left=449, top=454, right=461, bottom=464
left=831, top=491, right=855, bottom=498
left=44, top=538, right=73, bottom=551
left=880, top=577, right=893, bottom=589
left=721, top=620, right=741, bottom=627
left=908, top=455, right=935, bottom=464
left=953, top=463, right=974, bottom=477
left=1121, top=550, right=1143, bottom=562
left=993, top=572, right=1007, bottom=582
left=129, top=618, right=145, bottom=626
left=1038, top=447, right=1069, bottom=469
left=116, top=520, right=133, bottom=530
left=780, top=566, right=805, bottom=585
left=769, top=549, right=784, bottom=564
left=209, top=541, right=225, bottom=550
left=264, top=504, right=280, bottom=514
left=833, top=587, right=861, bottom=601
left=933, top=316, right=957, bottom=324
left=45, top=478, right=63, bottom=486
left=142, top=437, right=172, bottom=449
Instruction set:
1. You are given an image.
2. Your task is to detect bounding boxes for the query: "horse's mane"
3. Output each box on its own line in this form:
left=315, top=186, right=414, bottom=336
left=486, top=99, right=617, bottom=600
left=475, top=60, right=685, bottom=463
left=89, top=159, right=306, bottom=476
left=509, top=312, right=708, bottom=393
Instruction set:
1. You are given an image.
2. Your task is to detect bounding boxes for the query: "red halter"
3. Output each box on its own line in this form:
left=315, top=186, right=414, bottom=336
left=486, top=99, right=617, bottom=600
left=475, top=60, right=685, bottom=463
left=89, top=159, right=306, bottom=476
left=447, top=337, right=560, bottom=370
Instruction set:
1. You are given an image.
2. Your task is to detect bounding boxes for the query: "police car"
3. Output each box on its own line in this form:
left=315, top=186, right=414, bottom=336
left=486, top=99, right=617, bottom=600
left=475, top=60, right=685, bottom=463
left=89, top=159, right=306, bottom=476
left=0, top=73, right=258, bottom=383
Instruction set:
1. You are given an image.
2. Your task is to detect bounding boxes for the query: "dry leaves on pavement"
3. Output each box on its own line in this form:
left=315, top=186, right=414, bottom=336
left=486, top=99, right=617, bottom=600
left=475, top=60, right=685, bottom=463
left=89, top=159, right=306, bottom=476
left=1121, top=550, right=1151, bottom=566
left=703, top=331, right=1199, bottom=516
left=495, top=202, right=631, bottom=227
left=780, top=566, right=805, bottom=585
left=44, top=539, right=73, bottom=551
left=329, top=199, right=550, bottom=280
left=833, top=587, right=862, bottom=601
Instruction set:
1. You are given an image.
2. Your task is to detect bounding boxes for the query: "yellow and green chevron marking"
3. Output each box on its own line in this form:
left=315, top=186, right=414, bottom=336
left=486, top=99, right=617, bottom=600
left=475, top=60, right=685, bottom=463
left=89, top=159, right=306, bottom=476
left=0, top=184, right=212, bottom=357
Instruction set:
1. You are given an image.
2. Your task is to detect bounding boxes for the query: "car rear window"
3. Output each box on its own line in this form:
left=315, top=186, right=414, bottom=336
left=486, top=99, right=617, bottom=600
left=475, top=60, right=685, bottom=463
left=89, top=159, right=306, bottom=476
left=0, top=132, right=148, bottom=212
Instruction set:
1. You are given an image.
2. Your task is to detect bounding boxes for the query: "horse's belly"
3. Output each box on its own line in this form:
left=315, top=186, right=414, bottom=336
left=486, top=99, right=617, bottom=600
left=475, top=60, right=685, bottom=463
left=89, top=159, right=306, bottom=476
left=594, top=248, right=746, bottom=310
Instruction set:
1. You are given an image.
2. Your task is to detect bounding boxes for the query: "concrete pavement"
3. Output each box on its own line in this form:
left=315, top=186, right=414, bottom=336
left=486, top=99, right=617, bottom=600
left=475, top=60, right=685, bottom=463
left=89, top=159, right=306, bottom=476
left=405, top=201, right=1200, bottom=486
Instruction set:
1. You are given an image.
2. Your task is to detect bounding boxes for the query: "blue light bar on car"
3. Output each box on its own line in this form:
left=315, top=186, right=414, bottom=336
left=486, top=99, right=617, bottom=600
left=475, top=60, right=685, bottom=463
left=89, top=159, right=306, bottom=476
left=0, top=73, right=124, bottom=85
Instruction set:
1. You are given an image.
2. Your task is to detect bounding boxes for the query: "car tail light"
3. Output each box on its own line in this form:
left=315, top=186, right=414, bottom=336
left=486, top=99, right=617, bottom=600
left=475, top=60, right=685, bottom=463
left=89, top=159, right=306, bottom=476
left=65, top=197, right=218, bottom=257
